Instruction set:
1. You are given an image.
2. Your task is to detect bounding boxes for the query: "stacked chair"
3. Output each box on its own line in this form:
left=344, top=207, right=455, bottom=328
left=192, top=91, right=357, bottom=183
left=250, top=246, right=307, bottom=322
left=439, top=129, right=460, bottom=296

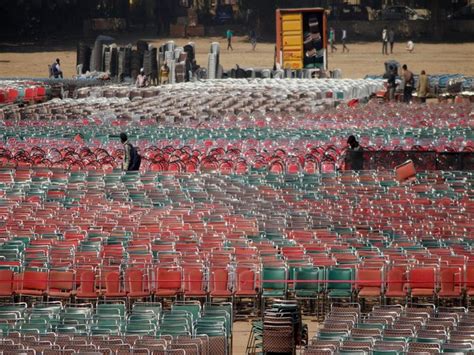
left=247, top=299, right=307, bottom=355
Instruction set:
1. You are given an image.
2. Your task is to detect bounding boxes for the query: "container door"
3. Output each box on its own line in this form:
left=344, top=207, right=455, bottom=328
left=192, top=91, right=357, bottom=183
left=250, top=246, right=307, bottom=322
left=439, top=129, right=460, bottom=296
left=281, top=13, right=303, bottom=69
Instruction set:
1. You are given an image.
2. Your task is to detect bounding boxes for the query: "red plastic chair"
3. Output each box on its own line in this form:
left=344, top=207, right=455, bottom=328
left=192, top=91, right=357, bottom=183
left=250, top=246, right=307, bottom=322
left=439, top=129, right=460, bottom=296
left=384, top=266, right=408, bottom=304
left=154, top=266, right=182, bottom=300
left=104, top=271, right=126, bottom=299
left=16, top=270, right=48, bottom=301
left=209, top=267, right=233, bottom=301
left=356, top=268, right=383, bottom=302
left=183, top=265, right=207, bottom=300
left=0, top=269, right=15, bottom=301
left=438, top=266, right=462, bottom=302
left=47, top=270, right=75, bottom=300
left=76, top=270, right=100, bottom=303
left=465, top=265, right=474, bottom=305
left=235, top=267, right=257, bottom=297
left=126, top=268, right=151, bottom=301
left=409, top=267, right=436, bottom=300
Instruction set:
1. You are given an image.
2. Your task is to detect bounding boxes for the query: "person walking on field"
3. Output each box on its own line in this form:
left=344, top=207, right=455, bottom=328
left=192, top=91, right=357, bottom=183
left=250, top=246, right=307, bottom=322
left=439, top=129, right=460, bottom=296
left=417, top=70, right=429, bottom=103
left=402, top=64, right=414, bottom=103
left=382, top=27, right=388, bottom=55
left=342, top=29, right=349, bottom=53
left=52, top=58, right=63, bottom=78
left=250, top=29, right=257, bottom=51
left=329, top=27, right=337, bottom=53
left=388, top=28, right=395, bottom=54
left=226, top=29, right=234, bottom=51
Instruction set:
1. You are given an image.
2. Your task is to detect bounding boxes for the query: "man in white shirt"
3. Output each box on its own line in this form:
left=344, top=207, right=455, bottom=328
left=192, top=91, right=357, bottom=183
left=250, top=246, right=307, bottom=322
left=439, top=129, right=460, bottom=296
left=342, top=29, right=349, bottom=53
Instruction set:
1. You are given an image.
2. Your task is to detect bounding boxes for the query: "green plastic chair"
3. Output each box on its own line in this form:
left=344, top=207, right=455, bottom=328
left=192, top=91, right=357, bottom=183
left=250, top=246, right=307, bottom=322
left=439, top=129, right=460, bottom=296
left=327, top=267, right=354, bottom=301
left=262, top=266, right=288, bottom=298
left=172, top=301, right=202, bottom=322
left=294, top=267, right=323, bottom=298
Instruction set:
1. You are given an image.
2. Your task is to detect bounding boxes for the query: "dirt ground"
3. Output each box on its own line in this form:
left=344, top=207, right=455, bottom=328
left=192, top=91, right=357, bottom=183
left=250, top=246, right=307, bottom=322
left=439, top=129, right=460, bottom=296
left=1, top=36, right=474, bottom=79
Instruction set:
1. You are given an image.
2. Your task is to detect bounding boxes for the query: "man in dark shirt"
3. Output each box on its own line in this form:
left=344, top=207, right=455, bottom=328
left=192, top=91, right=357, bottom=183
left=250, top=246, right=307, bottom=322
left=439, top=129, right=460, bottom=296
left=347, top=135, right=363, bottom=171
left=387, top=72, right=397, bottom=101
left=402, top=64, right=414, bottom=103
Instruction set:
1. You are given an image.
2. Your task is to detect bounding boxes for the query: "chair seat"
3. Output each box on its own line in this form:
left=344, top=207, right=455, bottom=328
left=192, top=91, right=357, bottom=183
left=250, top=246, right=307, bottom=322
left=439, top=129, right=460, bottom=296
left=438, top=290, right=462, bottom=297
left=466, top=288, right=474, bottom=296
left=328, top=289, right=352, bottom=298
left=295, top=290, right=318, bottom=298
left=184, top=290, right=207, bottom=297
left=385, top=290, right=406, bottom=297
left=16, top=289, right=45, bottom=296
left=49, top=289, right=75, bottom=298
left=104, top=292, right=127, bottom=297
left=411, top=288, right=434, bottom=297
left=76, top=288, right=102, bottom=298
left=210, top=290, right=232, bottom=297
left=235, top=290, right=257, bottom=297
left=128, top=291, right=150, bottom=298
left=0, top=291, right=13, bottom=297
left=155, top=289, right=179, bottom=297
left=262, top=290, right=286, bottom=298
left=76, top=291, right=101, bottom=298
left=358, top=287, right=381, bottom=297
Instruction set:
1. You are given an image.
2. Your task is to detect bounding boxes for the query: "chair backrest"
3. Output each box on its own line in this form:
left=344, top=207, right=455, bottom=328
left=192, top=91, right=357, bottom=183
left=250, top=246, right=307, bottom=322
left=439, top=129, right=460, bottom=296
left=0, top=269, right=14, bottom=293
left=439, top=267, right=461, bottom=292
left=79, top=270, right=96, bottom=293
left=184, top=267, right=204, bottom=292
left=21, top=270, right=48, bottom=291
left=357, top=268, right=382, bottom=289
left=156, top=268, right=182, bottom=291
left=395, top=160, right=416, bottom=182
left=236, top=268, right=256, bottom=293
left=262, top=266, right=287, bottom=290
left=105, top=271, right=122, bottom=293
left=49, top=270, right=74, bottom=291
left=295, top=267, right=321, bottom=292
left=409, top=268, right=435, bottom=289
left=466, top=265, right=474, bottom=288
left=386, top=267, right=406, bottom=292
left=328, top=268, right=353, bottom=290
left=210, top=268, right=230, bottom=292
left=126, top=269, right=146, bottom=293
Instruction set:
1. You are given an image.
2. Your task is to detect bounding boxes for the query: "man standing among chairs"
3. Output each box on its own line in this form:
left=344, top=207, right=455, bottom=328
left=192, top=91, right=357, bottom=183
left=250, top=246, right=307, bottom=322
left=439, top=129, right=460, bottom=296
left=346, top=135, right=363, bottom=171
left=120, top=133, right=141, bottom=171
left=402, top=64, right=414, bottom=103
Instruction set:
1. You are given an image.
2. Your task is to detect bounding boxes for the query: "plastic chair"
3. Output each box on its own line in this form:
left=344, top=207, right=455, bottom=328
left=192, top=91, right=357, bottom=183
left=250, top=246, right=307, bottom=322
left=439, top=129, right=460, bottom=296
left=408, top=267, right=436, bottom=302
left=103, top=271, right=126, bottom=299
left=47, top=270, right=75, bottom=300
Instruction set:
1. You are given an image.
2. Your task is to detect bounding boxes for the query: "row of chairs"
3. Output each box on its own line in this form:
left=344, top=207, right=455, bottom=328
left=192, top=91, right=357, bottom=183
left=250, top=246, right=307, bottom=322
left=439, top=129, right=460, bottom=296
left=0, top=300, right=230, bottom=354
left=305, top=303, right=474, bottom=354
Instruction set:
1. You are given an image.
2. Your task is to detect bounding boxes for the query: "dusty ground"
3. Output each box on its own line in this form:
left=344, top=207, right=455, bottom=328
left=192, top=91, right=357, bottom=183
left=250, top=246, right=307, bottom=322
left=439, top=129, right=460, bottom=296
left=1, top=36, right=473, bottom=79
